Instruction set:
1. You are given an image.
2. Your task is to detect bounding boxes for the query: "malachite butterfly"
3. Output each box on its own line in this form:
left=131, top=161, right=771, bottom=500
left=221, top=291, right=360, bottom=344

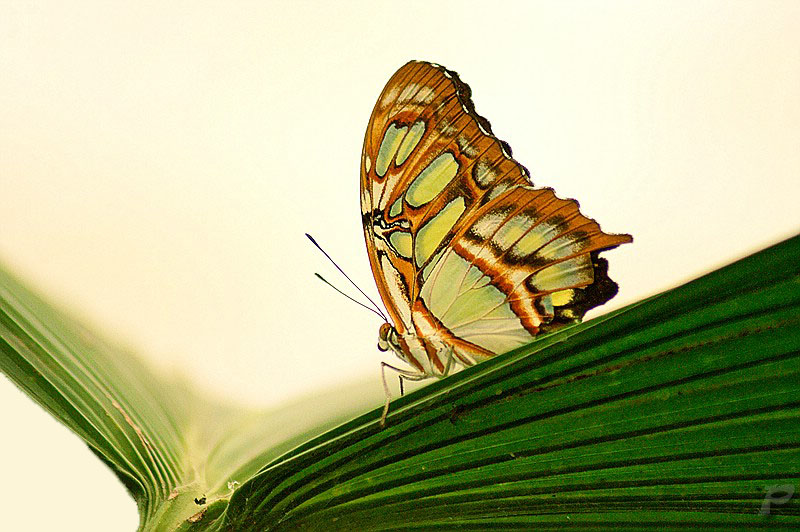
left=360, top=61, right=632, bottom=423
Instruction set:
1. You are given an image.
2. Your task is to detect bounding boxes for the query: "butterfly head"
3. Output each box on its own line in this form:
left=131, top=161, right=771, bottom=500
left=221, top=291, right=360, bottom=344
left=377, top=321, right=445, bottom=374
left=377, top=322, right=398, bottom=353
left=379, top=321, right=419, bottom=364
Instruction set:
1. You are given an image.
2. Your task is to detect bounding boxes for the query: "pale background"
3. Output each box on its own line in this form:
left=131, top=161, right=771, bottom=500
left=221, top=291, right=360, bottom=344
left=1, top=1, right=798, bottom=529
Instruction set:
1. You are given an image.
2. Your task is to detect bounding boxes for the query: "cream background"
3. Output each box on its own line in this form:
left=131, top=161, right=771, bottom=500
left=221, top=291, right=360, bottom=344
left=1, top=1, right=798, bottom=529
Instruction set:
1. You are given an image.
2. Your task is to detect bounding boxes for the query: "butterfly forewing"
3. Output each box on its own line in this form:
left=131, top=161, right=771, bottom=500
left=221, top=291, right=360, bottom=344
left=361, top=61, right=631, bottom=375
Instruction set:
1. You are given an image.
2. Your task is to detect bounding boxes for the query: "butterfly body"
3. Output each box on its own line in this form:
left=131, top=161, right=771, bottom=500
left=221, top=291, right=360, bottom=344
left=362, top=61, right=632, bottom=382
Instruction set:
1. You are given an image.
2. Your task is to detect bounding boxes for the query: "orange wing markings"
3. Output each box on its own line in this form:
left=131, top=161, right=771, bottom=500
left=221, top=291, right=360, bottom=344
left=405, top=111, right=526, bottom=252
left=361, top=63, right=467, bottom=314
left=369, top=62, right=530, bottom=238
left=377, top=89, right=464, bottom=216
left=399, top=64, right=530, bottom=212
left=365, top=63, right=438, bottom=222
left=390, top=65, right=535, bottom=300
left=429, top=187, right=550, bottom=319
left=380, top=61, right=440, bottom=120
left=362, top=63, right=443, bottom=329
left=430, top=185, right=631, bottom=335
left=367, top=64, right=446, bottom=180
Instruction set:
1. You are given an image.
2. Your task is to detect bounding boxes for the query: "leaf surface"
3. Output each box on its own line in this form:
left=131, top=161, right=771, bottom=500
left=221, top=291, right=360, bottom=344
left=2, top=235, right=799, bottom=530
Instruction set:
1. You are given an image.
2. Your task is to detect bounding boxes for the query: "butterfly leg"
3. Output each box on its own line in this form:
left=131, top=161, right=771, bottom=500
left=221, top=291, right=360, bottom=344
left=380, top=362, right=426, bottom=427
left=441, top=346, right=455, bottom=377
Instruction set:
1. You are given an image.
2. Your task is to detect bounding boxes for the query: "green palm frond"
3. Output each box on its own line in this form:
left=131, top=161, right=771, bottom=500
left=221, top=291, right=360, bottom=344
left=2, top=235, right=799, bottom=530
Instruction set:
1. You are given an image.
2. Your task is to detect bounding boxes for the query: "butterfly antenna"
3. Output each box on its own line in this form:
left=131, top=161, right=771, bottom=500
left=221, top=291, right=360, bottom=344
left=306, top=233, right=388, bottom=321
left=314, top=273, right=386, bottom=320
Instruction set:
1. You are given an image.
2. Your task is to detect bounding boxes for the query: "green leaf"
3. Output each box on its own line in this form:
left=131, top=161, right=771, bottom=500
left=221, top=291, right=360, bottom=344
left=2, top=235, right=799, bottom=530
left=0, top=268, right=381, bottom=530
left=220, top=234, right=800, bottom=529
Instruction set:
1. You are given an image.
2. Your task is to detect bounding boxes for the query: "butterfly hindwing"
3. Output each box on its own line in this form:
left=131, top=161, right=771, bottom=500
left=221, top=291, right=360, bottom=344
left=420, top=184, right=631, bottom=361
left=361, top=61, right=631, bottom=374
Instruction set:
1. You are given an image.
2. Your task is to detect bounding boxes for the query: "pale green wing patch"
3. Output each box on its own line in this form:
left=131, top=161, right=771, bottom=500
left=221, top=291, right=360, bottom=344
left=376, top=123, right=408, bottom=177
left=528, top=255, right=593, bottom=291
left=420, top=249, right=534, bottom=353
left=389, top=231, right=413, bottom=259
left=414, top=196, right=465, bottom=267
left=406, top=152, right=459, bottom=207
left=395, top=120, right=426, bottom=166
left=389, top=197, right=403, bottom=217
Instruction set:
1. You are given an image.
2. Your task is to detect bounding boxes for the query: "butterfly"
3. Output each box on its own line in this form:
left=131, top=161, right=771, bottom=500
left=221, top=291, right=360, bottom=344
left=360, top=61, right=632, bottom=423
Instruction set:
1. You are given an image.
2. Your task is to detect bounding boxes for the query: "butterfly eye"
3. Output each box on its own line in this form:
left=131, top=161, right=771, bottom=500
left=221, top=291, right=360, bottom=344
left=379, top=323, right=391, bottom=340
left=378, top=323, right=392, bottom=351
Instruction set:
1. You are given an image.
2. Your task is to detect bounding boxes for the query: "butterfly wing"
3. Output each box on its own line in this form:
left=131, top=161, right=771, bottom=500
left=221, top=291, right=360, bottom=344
left=361, top=61, right=631, bottom=371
